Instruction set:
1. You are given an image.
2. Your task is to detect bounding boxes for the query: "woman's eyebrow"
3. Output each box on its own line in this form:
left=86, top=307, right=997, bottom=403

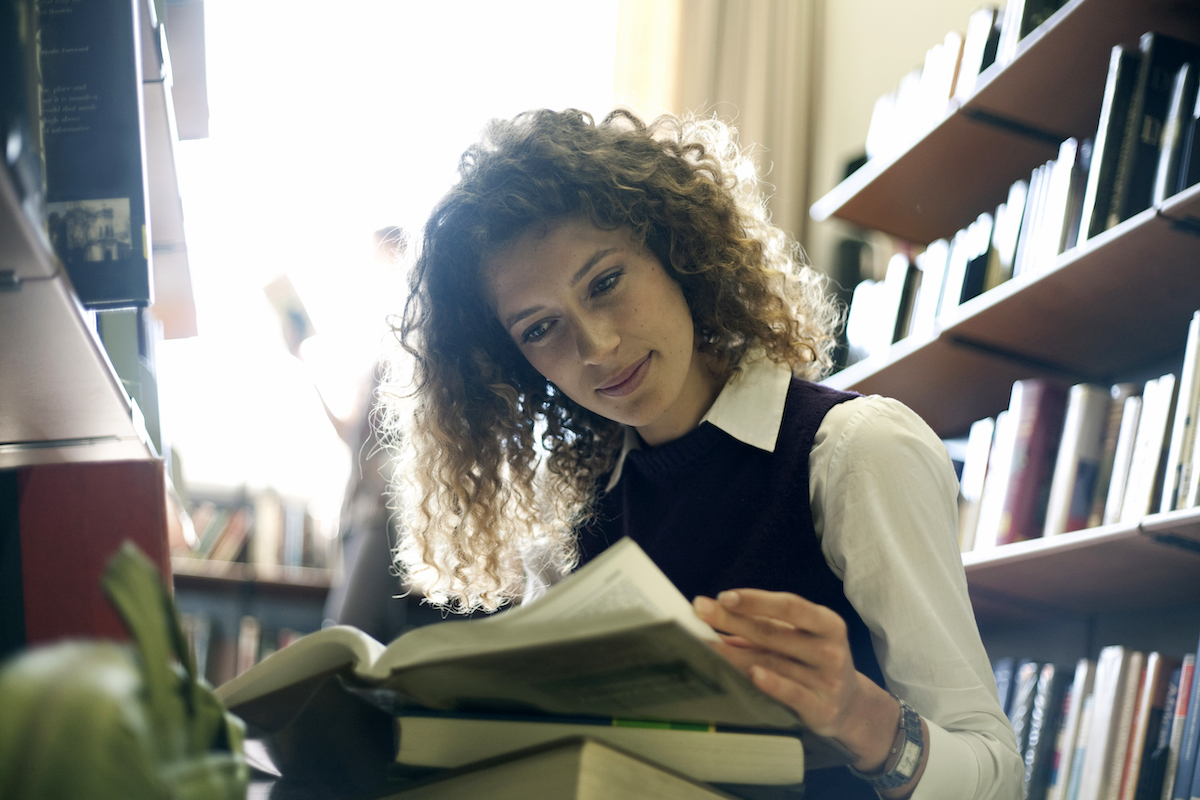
left=569, top=247, right=620, bottom=287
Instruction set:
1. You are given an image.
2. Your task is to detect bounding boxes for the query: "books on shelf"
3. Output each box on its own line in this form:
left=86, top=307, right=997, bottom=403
left=1109, top=33, right=1200, bottom=230
left=953, top=6, right=1001, bottom=103
left=993, top=378, right=1069, bottom=545
left=1120, top=374, right=1179, bottom=524
left=1047, top=658, right=1096, bottom=800
left=1088, top=383, right=1142, bottom=529
left=1153, top=64, right=1200, bottom=207
left=216, top=538, right=850, bottom=781
left=1078, top=45, right=1142, bottom=245
left=392, top=710, right=805, bottom=787
left=1023, top=662, right=1070, bottom=800
left=381, top=737, right=746, bottom=800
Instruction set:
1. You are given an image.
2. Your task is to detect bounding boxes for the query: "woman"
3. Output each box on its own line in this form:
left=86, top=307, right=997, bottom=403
left=386, top=107, right=1021, bottom=799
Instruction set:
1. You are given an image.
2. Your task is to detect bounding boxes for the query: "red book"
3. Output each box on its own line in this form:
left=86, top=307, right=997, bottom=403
left=996, top=379, right=1069, bottom=545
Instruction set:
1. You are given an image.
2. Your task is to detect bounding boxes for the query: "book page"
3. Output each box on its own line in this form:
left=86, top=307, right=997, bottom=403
left=505, top=538, right=718, bottom=642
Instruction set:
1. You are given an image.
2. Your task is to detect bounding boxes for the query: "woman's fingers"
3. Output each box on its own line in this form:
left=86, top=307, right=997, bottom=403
left=694, top=590, right=849, bottom=667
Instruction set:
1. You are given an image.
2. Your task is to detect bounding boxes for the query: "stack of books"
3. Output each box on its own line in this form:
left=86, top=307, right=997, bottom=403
left=217, top=538, right=840, bottom=798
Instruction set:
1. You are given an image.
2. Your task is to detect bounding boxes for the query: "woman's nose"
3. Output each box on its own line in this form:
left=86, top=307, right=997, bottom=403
left=575, top=315, right=620, bottom=364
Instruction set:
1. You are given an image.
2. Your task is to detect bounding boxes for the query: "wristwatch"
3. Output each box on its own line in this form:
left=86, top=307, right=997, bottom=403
left=848, top=697, right=924, bottom=790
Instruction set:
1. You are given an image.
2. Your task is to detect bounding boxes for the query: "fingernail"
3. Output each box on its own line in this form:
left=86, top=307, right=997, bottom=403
left=693, top=596, right=715, bottom=615
left=717, top=590, right=741, bottom=607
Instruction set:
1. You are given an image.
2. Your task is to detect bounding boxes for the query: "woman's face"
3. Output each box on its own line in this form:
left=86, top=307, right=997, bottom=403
left=483, top=218, right=721, bottom=446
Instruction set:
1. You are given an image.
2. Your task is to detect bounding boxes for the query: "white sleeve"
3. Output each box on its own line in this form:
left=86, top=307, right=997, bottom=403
left=809, top=395, right=1023, bottom=800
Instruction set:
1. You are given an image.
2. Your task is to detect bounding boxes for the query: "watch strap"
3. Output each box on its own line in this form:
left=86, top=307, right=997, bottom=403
left=847, top=697, right=924, bottom=790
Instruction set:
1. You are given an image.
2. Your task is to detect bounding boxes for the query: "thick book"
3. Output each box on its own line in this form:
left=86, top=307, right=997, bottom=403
left=1078, top=46, right=1143, bottom=245
left=974, top=409, right=1017, bottom=551
left=38, top=0, right=154, bottom=308
left=1109, top=652, right=1149, bottom=800
left=953, top=6, right=1001, bottom=102
left=379, top=737, right=744, bottom=800
left=1044, top=383, right=1112, bottom=536
left=1109, top=33, right=1200, bottom=229
left=1153, top=64, right=1200, bottom=206
left=1048, top=658, right=1097, bottom=800
left=995, top=378, right=1069, bottom=545
left=984, top=179, right=1029, bottom=291
left=1137, top=664, right=1182, bottom=800
left=909, top=238, right=950, bottom=339
left=392, top=710, right=806, bottom=787
left=1161, top=311, right=1200, bottom=513
left=215, top=538, right=850, bottom=779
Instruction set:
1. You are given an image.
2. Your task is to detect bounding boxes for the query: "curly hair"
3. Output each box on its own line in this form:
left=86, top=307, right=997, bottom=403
left=385, top=107, right=839, bottom=611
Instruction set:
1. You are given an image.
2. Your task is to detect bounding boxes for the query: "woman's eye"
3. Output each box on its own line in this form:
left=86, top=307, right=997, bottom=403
left=521, top=320, right=553, bottom=344
left=591, top=270, right=623, bottom=296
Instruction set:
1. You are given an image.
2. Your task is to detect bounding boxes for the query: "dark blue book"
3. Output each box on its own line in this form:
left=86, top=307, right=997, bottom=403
left=38, top=0, right=152, bottom=308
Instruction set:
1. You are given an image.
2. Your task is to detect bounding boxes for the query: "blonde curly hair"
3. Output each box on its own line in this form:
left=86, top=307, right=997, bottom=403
left=385, top=108, right=839, bottom=611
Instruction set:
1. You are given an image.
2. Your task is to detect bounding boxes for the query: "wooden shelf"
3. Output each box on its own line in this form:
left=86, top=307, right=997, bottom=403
left=171, top=556, right=332, bottom=598
left=825, top=182, right=1200, bottom=437
left=810, top=0, right=1200, bottom=245
left=964, top=508, right=1200, bottom=624
left=0, top=172, right=154, bottom=469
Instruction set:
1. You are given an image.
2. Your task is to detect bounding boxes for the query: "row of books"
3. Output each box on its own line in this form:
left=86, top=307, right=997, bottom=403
left=865, top=1, right=1066, bottom=162
left=991, top=627, right=1200, bottom=800
left=845, top=29, right=1200, bottom=365
left=956, top=310, right=1200, bottom=551
left=180, top=610, right=305, bottom=688
left=176, top=489, right=329, bottom=572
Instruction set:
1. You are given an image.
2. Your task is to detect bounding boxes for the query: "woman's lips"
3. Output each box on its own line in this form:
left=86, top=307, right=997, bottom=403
left=597, top=355, right=650, bottom=397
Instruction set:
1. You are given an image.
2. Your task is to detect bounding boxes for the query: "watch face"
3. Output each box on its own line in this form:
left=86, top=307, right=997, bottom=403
left=896, top=738, right=922, bottom=777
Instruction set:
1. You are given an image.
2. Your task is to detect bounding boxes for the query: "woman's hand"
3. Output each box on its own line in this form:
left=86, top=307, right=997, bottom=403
left=692, top=588, right=926, bottom=795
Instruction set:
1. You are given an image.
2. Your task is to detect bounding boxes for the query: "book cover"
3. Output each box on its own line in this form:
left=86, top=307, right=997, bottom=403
left=392, top=710, right=806, bottom=787
left=1153, top=64, right=1199, bottom=206
left=1179, top=85, right=1200, bottom=196
left=1014, top=160, right=1050, bottom=279
left=953, top=6, right=1000, bottom=102
left=1089, top=384, right=1144, bottom=528
left=38, top=0, right=153, bottom=308
left=1109, top=33, right=1200, bottom=229
left=1047, top=658, right=1097, bottom=800
left=1161, top=311, right=1200, bottom=513
left=995, top=378, right=1069, bottom=545
left=1044, top=383, right=1112, bottom=536
left=984, top=179, right=1029, bottom=291
left=1078, top=46, right=1142, bottom=245
left=908, top=238, right=950, bottom=339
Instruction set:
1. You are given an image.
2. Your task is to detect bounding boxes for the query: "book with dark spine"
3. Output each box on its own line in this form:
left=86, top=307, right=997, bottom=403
left=1078, top=46, right=1142, bottom=245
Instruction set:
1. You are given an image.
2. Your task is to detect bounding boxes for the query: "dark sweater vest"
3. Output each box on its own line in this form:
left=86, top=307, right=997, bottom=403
left=576, top=379, right=885, bottom=799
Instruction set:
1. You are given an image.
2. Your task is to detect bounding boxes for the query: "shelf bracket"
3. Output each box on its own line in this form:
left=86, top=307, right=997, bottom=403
left=948, top=334, right=1088, bottom=381
left=960, top=108, right=1068, bottom=147
left=0, top=271, right=20, bottom=292
left=1139, top=529, right=1200, bottom=557
left=1155, top=208, right=1200, bottom=240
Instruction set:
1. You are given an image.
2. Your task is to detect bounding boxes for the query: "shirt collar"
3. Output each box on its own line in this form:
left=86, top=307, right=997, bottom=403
left=604, top=357, right=793, bottom=491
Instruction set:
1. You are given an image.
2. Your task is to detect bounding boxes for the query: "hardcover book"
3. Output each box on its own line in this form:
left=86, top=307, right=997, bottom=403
left=38, top=0, right=153, bottom=308
left=1078, top=46, right=1142, bottom=245
left=995, top=378, right=1069, bottom=545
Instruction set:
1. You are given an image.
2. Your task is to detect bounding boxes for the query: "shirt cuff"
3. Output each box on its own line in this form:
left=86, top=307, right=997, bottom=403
left=907, top=717, right=979, bottom=800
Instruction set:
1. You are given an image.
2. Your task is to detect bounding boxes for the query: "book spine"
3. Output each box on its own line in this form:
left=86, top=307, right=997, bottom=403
left=1045, top=384, right=1112, bottom=536
left=1078, top=46, right=1141, bottom=245
left=997, top=379, right=1068, bottom=545
left=1163, top=312, right=1200, bottom=512
left=1153, top=65, right=1199, bottom=206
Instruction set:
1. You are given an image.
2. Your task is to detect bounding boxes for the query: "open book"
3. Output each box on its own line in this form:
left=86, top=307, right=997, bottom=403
left=216, top=538, right=849, bottom=781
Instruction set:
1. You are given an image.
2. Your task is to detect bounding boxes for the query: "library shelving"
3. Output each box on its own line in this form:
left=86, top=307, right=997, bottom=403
left=810, top=0, right=1200, bottom=645
left=0, top=0, right=202, bottom=660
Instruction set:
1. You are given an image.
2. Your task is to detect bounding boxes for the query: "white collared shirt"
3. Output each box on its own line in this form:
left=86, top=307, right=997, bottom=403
left=598, top=358, right=1022, bottom=799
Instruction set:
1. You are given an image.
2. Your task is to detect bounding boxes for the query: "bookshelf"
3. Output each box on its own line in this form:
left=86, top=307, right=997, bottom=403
left=811, top=0, right=1200, bottom=633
